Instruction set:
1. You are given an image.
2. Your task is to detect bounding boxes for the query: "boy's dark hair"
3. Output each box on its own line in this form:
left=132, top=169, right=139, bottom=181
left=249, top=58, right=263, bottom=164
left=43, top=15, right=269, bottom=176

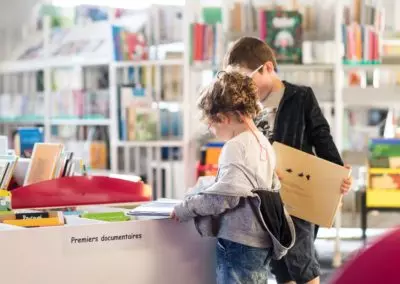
left=223, top=37, right=277, bottom=72
left=197, top=71, right=261, bottom=123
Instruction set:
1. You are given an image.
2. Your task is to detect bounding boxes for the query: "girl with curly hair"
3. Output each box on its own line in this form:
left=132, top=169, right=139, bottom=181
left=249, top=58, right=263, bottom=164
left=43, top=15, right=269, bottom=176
left=171, top=71, right=294, bottom=284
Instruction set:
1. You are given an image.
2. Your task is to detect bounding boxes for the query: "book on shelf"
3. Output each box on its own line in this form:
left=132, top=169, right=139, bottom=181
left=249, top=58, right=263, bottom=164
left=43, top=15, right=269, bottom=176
left=0, top=190, right=11, bottom=211
left=262, top=10, right=303, bottom=64
left=190, top=22, right=224, bottom=66
left=89, top=142, right=108, bottom=170
left=0, top=154, right=19, bottom=191
left=342, top=23, right=381, bottom=64
left=24, top=143, right=64, bottom=186
left=14, top=127, right=44, bottom=159
left=118, top=86, right=155, bottom=141
left=155, top=5, right=184, bottom=43
left=21, top=142, right=91, bottom=187
left=0, top=136, right=8, bottom=156
left=112, top=21, right=148, bottom=61
left=162, top=52, right=183, bottom=101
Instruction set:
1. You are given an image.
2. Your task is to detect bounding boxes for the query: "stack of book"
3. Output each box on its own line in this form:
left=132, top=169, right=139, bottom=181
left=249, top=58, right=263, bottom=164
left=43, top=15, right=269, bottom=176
left=24, top=143, right=87, bottom=186
left=127, top=199, right=180, bottom=218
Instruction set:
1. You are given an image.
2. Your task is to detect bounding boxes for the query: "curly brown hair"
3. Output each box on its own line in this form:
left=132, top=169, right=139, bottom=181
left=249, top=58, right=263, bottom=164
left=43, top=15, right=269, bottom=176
left=197, top=71, right=261, bottom=123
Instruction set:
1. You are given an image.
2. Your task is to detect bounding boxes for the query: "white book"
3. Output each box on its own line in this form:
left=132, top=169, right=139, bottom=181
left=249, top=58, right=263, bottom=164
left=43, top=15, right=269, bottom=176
left=0, top=136, right=8, bottom=156
left=127, top=199, right=181, bottom=217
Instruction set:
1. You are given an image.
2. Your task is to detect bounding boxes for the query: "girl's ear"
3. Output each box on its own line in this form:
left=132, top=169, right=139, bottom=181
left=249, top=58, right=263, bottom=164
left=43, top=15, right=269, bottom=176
left=216, top=113, right=229, bottom=124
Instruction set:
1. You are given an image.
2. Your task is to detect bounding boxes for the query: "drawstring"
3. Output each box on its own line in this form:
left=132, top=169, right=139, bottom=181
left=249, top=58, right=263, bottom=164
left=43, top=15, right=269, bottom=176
left=237, top=111, right=268, bottom=161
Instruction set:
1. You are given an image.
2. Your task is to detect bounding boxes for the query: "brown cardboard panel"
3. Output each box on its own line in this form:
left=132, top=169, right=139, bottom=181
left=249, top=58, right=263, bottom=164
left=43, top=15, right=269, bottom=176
left=273, top=142, right=351, bottom=228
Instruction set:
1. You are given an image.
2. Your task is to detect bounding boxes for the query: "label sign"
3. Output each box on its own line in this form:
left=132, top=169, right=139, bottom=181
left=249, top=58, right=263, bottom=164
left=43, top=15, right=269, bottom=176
left=63, top=223, right=150, bottom=254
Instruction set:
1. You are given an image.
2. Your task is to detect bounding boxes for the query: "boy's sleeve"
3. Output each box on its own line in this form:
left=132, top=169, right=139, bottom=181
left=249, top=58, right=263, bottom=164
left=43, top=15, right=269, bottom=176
left=305, top=87, right=344, bottom=166
left=173, top=194, right=240, bottom=222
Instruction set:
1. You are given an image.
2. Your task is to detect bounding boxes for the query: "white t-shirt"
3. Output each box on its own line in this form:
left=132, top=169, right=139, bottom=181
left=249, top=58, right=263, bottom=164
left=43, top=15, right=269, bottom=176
left=255, top=87, right=285, bottom=140
left=218, top=130, right=276, bottom=188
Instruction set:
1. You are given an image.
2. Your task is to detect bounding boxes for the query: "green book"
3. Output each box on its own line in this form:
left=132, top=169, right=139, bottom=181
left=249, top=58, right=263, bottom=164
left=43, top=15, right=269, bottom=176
left=264, top=11, right=303, bottom=64
left=81, top=212, right=130, bottom=222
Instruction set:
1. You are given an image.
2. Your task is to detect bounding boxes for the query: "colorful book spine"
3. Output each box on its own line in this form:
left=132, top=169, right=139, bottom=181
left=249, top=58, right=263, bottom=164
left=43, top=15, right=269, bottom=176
left=342, top=23, right=381, bottom=64
left=190, top=22, right=223, bottom=66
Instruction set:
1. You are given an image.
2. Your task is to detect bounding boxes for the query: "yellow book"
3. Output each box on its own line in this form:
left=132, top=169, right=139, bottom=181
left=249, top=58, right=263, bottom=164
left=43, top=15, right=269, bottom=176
left=3, top=215, right=64, bottom=227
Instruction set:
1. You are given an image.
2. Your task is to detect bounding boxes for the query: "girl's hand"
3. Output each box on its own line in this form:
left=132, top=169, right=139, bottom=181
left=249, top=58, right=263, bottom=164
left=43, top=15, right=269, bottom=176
left=170, top=210, right=180, bottom=222
left=341, top=165, right=353, bottom=194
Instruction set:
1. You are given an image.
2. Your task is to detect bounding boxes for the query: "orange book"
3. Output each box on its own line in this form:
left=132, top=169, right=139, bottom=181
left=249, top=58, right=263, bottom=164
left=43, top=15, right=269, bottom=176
left=355, top=24, right=362, bottom=60
left=24, top=143, right=64, bottom=186
left=89, top=142, right=107, bottom=170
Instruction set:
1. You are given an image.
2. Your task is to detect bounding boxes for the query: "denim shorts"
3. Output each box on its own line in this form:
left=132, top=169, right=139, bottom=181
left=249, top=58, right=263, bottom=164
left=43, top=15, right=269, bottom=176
left=216, top=238, right=272, bottom=284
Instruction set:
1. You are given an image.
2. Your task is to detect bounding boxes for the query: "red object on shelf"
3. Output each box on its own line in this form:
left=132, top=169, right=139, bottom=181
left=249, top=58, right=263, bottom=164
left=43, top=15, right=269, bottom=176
left=329, top=227, right=400, bottom=284
left=196, top=162, right=218, bottom=179
left=11, top=176, right=151, bottom=209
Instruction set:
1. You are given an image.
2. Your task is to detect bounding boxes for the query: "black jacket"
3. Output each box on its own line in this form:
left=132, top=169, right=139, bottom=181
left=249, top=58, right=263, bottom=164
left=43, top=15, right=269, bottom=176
left=257, top=81, right=344, bottom=237
left=270, top=81, right=343, bottom=166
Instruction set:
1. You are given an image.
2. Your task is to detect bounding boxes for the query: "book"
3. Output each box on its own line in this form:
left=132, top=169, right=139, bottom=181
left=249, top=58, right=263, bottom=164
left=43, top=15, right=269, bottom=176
left=0, top=136, right=8, bottom=156
left=14, top=128, right=44, bottom=158
left=273, top=142, right=351, bottom=228
left=0, top=211, right=60, bottom=222
left=3, top=211, right=65, bottom=227
left=127, top=199, right=181, bottom=217
left=0, top=190, right=11, bottom=211
left=0, top=155, right=19, bottom=190
left=24, top=143, right=64, bottom=186
left=263, top=10, right=303, bottom=64
left=190, top=22, right=224, bottom=66
left=81, top=212, right=130, bottom=222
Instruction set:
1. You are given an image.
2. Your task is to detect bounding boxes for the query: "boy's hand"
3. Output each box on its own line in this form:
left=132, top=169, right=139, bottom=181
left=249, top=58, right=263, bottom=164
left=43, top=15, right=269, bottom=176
left=276, top=169, right=283, bottom=180
left=340, top=165, right=353, bottom=194
left=170, top=210, right=180, bottom=222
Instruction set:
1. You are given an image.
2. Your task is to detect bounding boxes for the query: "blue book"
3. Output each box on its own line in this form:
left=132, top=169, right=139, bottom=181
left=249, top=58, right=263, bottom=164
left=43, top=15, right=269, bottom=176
left=16, top=127, right=44, bottom=158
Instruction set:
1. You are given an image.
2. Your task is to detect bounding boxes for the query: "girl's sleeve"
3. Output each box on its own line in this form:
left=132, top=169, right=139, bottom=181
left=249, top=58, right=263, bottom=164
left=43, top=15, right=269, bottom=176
left=173, top=194, right=240, bottom=222
left=174, top=140, right=245, bottom=222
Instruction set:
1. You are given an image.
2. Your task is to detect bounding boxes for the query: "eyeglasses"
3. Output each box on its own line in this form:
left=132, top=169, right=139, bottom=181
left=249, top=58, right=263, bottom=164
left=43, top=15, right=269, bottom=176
left=247, top=64, right=264, bottom=78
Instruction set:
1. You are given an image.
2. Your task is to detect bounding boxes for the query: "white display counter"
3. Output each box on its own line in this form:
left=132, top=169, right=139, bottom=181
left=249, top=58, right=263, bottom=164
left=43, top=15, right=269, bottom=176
left=0, top=218, right=216, bottom=284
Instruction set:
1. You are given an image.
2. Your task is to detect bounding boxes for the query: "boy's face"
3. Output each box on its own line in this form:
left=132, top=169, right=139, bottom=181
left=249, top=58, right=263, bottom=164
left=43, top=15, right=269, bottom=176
left=244, top=62, right=275, bottom=99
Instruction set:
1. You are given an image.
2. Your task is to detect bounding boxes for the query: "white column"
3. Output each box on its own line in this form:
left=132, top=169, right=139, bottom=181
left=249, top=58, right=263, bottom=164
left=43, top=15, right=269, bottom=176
left=332, top=0, right=344, bottom=269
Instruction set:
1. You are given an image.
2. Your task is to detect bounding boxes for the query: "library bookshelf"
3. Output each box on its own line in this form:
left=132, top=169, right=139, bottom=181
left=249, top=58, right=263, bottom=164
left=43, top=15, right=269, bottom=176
left=0, top=5, right=191, bottom=201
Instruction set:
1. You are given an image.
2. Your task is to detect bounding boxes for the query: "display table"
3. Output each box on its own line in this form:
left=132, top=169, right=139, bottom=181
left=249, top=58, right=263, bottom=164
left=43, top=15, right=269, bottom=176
left=0, top=218, right=216, bottom=284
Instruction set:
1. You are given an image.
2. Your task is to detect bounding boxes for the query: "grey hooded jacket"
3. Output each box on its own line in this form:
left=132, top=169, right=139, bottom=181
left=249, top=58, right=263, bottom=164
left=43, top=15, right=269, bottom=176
left=174, top=162, right=295, bottom=260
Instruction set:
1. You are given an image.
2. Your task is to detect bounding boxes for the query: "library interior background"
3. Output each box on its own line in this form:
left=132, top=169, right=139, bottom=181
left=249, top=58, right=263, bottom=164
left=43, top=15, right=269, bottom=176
left=1, top=0, right=400, bottom=283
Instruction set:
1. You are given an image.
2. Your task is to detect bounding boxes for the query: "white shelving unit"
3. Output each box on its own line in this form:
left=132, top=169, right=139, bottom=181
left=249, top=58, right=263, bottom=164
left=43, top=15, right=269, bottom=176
left=0, top=5, right=190, bottom=197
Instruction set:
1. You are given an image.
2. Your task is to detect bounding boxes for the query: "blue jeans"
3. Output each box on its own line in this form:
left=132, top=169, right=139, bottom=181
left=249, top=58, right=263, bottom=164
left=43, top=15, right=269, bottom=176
left=216, top=238, right=271, bottom=284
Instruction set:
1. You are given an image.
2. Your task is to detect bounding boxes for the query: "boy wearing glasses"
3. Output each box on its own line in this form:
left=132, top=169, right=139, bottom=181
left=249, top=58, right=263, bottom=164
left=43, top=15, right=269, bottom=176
left=224, top=37, right=352, bottom=284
